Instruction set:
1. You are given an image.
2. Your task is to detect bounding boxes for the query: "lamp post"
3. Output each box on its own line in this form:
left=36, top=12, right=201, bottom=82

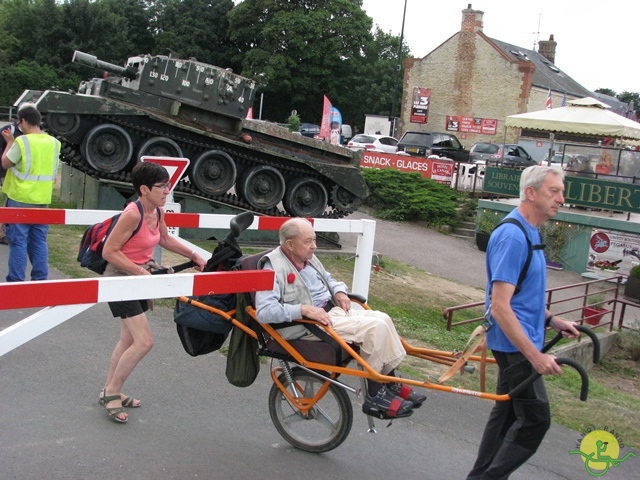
left=390, top=0, right=408, bottom=138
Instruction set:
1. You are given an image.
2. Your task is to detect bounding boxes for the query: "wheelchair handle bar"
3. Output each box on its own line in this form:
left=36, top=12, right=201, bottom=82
left=507, top=357, right=589, bottom=401
left=541, top=324, right=600, bottom=364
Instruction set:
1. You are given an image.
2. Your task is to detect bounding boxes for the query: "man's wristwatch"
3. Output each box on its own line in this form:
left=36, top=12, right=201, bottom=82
left=545, top=314, right=554, bottom=328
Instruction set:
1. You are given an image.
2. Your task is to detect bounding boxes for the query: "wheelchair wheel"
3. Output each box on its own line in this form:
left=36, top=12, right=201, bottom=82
left=268, top=367, right=353, bottom=453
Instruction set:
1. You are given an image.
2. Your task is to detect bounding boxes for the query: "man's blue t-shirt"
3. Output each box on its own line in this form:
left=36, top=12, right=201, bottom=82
left=485, top=209, right=547, bottom=352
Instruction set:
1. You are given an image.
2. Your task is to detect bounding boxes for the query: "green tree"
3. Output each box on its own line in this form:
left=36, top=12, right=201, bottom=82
left=617, top=91, right=640, bottom=118
left=0, top=60, right=63, bottom=104
left=228, top=0, right=377, bottom=124
left=149, top=0, right=235, bottom=67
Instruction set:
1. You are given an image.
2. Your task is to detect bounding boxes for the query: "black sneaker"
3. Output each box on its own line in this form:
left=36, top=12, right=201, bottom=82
left=362, top=386, right=413, bottom=419
left=389, top=383, right=427, bottom=408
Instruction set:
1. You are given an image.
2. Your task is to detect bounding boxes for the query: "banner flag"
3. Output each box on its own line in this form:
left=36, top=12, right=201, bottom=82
left=546, top=88, right=552, bottom=109
left=320, top=95, right=332, bottom=140
left=329, top=106, right=342, bottom=145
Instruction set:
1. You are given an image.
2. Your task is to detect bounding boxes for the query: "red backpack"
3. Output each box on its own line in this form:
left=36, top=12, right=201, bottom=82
left=77, top=201, right=144, bottom=274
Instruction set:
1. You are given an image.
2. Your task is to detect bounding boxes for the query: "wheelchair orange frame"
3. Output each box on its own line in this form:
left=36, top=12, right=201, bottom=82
left=176, top=292, right=598, bottom=453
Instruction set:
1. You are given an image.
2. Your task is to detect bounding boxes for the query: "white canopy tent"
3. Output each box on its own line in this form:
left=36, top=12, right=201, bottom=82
left=505, top=97, right=640, bottom=161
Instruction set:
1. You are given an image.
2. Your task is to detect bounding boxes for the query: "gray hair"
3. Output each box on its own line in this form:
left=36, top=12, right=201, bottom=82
left=279, top=218, right=313, bottom=245
left=519, top=165, right=564, bottom=201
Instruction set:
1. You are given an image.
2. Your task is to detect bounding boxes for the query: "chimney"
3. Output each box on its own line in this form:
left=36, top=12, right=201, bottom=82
left=538, top=34, right=557, bottom=64
left=461, top=4, right=484, bottom=33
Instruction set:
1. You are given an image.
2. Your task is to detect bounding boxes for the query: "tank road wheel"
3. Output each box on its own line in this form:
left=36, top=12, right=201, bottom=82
left=239, top=165, right=285, bottom=210
left=330, top=185, right=362, bottom=214
left=82, top=124, right=133, bottom=173
left=137, top=136, right=183, bottom=160
left=283, top=177, right=328, bottom=218
left=190, top=150, right=237, bottom=196
left=269, top=368, right=353, bottom=453
left=46, top=113, right=80, bottom=136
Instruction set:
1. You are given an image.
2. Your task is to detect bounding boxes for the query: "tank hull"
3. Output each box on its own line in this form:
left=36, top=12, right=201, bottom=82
left=27, top=87, right=368, bottom=218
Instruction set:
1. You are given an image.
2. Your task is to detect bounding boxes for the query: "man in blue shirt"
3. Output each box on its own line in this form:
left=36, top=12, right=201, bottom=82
left=466, top=166, right=580, bottom=479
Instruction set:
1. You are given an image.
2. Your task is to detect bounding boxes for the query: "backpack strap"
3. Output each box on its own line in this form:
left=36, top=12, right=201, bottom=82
left=492, top=218, right=545, bottom=295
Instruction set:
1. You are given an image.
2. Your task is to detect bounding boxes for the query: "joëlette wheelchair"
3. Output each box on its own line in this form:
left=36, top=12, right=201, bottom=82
left=168, top=212, right=600, bottom=453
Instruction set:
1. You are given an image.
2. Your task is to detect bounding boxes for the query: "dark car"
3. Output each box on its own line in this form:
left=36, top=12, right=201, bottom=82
left=469, top=143, right=536, bottom=167
left=397, top=131, right=469, bottom=162
left=299, top=123, right=321, bottom=138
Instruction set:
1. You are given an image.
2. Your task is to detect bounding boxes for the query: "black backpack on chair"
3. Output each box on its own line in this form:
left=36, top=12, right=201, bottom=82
left=174, top=212, right=253, bottom=357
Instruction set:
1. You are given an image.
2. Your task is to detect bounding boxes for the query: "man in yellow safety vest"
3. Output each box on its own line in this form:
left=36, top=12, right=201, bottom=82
left=1, top=103, right=60, bottom=282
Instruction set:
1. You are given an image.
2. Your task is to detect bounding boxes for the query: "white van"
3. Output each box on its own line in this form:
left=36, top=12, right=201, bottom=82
left=341, top=124, right=353, bottom=143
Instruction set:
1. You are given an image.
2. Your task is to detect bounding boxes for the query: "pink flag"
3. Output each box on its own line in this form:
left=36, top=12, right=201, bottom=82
left=319, top=95, right=332, bottom=140
left=246, top=107, right=253, bottom=120
left=546, top=89, right=552, bottom=109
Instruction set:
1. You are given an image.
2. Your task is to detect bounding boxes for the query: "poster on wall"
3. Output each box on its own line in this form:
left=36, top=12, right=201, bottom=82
left=410, top=88, right=430, bottom=123
left=445, top=116, right=497, bottom=135
left=585, top=229, right=640, bottom=277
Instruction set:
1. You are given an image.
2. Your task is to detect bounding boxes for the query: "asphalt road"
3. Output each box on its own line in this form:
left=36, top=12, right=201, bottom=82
left=1, top=217, right=638, bottom=479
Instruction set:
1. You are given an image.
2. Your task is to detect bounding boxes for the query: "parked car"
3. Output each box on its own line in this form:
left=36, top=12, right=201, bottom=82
left=397, top=131, right=469, bottom=162
left=539, top=152, right=565, bottom=166
left=299, top=123, right=320, bottom=138
left=469, top=143, right=536, bottom=167
left=347, top=134, right=398, bottom=153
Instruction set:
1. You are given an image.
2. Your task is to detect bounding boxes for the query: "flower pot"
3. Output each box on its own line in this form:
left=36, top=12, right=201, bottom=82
left=583, top=307, right=606, bottom=326
left=475, top=231, right=490, bottom=252
left=624, top=276, right=640, bottom=303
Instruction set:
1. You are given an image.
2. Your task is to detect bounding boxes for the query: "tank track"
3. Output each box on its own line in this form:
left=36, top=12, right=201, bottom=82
left=49, top=115, right=358, bottom=219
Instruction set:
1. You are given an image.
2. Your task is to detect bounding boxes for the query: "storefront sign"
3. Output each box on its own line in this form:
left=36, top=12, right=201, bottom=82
left=360, top=151, right=453, bottom=184
left=586, top=229, right=640, bottom=277
left=483, top=168, right=640, bottom=214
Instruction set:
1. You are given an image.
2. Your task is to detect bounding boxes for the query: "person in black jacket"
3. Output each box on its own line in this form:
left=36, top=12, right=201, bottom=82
left=0, top=120, right=23, bottom=244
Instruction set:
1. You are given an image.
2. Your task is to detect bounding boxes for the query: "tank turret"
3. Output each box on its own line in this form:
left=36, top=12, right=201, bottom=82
left=18, top=51, right=368, bottom=218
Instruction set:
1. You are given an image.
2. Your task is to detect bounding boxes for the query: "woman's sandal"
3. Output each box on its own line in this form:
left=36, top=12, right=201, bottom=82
left=102, top=393, right=128, bottom=424
left=99, top=390, right=141, bottom=408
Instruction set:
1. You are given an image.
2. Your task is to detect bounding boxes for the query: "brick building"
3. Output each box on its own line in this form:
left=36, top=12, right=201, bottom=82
left=399, top=4, right=593, bottom=148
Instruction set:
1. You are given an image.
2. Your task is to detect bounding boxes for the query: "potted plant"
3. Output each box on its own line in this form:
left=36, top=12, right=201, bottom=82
left=583, top=293, right=609, bottom=326
left=593, top=259, right=622, bottom=278
left=624, top=265, right=640, bottom=303
left=475, top=210, right=501, bottom=252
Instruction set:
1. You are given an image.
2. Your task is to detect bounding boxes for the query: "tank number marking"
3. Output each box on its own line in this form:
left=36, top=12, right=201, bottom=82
left=149, top=71, right=158, bottom=78
left=196, top=65, right=205, bottom=73
left=160, top=74, right=169, bottom=81
left=205, top=78, right=214, bottom=86
left=182, top=79, right=191, bottom=87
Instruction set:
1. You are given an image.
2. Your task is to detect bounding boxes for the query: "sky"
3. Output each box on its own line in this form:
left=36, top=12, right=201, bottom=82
left=361, top=0, right=639, bottom=95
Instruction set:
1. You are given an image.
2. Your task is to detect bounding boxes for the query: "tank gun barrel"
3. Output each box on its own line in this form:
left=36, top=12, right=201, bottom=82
left=72, top=51, right=138, bottom=80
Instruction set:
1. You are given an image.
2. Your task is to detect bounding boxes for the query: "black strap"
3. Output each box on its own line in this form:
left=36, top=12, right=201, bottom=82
left=492, top=218, right=545, bottom=295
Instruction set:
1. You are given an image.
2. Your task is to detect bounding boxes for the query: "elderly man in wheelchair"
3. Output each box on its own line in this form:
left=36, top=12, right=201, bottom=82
left=255, top=217, right=426, bottom=419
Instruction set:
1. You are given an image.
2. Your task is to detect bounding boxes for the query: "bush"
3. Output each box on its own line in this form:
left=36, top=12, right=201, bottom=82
left=361, top=168, right=465, bottom=225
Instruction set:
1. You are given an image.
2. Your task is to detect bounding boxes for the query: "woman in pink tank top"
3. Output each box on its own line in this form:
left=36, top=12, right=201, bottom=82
left=99, top=162, right=206, bottom=424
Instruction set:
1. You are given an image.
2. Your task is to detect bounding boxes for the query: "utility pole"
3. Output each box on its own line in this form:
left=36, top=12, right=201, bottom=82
left=390, top=0, right=408, bottom=139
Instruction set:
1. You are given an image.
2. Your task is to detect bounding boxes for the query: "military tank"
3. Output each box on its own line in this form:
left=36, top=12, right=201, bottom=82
left=19, top=51, right=368, bottom=218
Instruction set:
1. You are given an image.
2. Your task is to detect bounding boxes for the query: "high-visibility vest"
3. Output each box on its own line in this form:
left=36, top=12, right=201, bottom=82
left=2, top=133, right=60, bottom=204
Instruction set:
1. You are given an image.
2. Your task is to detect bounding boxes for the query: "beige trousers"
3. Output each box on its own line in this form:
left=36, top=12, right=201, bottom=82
left=327, top=307, right=406, bottom=375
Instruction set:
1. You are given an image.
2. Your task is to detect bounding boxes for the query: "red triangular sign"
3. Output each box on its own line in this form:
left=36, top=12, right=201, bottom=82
left=141, top=156, right=190, bottom=192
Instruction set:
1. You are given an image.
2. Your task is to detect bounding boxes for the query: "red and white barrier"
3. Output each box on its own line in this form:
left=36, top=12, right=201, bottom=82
left=0, top=208, right=371, bottom=234
left=0, top=270, right=274, bottom=310
left=0, top=270, right=273, bottom=357
left=0, top=209, right=377, bottom=358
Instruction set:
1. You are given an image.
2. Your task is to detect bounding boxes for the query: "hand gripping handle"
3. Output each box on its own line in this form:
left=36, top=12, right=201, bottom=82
left=507, top=357, right=590, bottom=401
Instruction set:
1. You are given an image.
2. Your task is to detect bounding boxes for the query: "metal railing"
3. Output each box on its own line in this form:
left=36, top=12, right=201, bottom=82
left=0, top=105, right=14, bottom=121
left=443, top=276, right=633, bottom=333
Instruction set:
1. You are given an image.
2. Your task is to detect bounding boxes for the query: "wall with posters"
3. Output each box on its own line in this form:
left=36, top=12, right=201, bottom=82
left=359, top=151, right=454, bottom=184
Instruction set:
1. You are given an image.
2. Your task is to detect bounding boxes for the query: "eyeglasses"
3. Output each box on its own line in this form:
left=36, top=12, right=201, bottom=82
left=151, top=182, right=171, bottom=190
